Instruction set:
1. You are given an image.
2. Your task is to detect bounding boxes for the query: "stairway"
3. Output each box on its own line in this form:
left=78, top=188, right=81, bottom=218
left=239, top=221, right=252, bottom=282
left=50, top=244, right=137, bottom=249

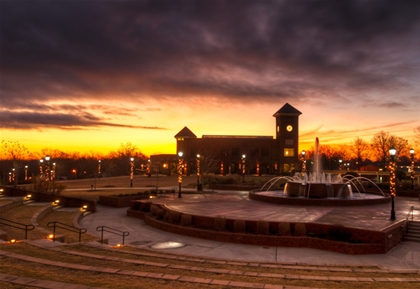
left=405, top=221, right=420, bottom=243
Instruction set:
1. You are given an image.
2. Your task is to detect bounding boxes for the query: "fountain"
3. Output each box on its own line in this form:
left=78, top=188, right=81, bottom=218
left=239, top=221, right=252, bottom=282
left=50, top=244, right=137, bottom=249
left=250, top=138, right=390, bottom=206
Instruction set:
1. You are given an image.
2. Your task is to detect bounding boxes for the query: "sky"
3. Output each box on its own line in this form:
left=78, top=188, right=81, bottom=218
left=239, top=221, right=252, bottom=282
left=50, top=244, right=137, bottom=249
left=1, top=0, right=420, bottom=157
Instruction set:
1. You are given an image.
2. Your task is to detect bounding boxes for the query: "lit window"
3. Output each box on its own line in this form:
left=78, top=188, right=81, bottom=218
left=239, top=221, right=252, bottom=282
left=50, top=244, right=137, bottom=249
left=284, top=148, right=294, bottom=157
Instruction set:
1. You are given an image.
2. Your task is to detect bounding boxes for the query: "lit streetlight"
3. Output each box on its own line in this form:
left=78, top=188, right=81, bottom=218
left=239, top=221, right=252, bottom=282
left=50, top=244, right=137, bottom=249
left=389, top=146, right=397, bottom=220
left=39, top=159, right=44, bottom=181
left=52, top=163, right=56, bottom=182
left=24, top=165, right=28, bottom=181
left=410, top=148, right=415, bottom=190
left=241, top=154, right=246, bottom=182
left=130, top=157, right=134, bottom=187
left=45, top=155, right=51, bottom=181
left=197, top=154, right=202, bottom=191
left=98, top=160, right=101, bottom=176
left=339, top=159, right=343, bottom=171
left=178, top=152, right=183, bottom=198
left=301, top=150, right=306, bottom=174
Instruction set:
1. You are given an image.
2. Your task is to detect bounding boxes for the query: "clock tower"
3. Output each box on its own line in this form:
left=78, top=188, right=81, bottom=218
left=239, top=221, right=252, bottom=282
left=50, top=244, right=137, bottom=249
left=273, top=103, right=302, bottom=174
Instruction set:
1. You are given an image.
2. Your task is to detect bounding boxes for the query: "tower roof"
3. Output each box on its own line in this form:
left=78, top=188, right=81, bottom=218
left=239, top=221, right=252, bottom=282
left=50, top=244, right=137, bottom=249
left=273, top=103, right=302, bottom=117
left=174, top=126, right=197, bottom=138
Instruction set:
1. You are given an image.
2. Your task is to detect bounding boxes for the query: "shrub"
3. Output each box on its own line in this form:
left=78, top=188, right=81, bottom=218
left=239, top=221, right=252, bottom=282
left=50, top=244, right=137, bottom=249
left=168, top=211, right=181, bottom=224
left=233, top=219, right=246, bottom=233
left=140, top=202, right=151, bottom=212
left=294, top=223, right=307, bottom=236
left=150, top=204, right=159, bottom=217
left=157, top=208, right=165, bottom=220
left=278, top=223, right=291, bottom=236
left=180, top=214, right=192, bottom=226
left=256, top=220, right=270, bottom=235
left=214, top=216, right=227, bottom=231
left=131, top=202, right=141, bottom=210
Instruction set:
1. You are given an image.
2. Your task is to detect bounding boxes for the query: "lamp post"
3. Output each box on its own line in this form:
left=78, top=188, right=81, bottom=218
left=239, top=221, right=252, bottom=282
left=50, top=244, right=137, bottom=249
left=98, top=160, right=101, bottom=176
left=24, top=165, right=28, bottom=181
left=130, top=157, right=134, bottom=187
left=410, top=148, right=415, bottom=190
left=389, top=146, right=397, bottom=220
left=241, top=154, right=246, bottom=183
left=39, top=159, right=44, bottom=181
left=178, top=152, right=183, bottom=198
left=45, top=155, right=51, bottom=181
left=196, top=154, right=201, bottom=191
left=301, top=150, right=306, bottom=174
left=339, top=159, right=343, bottom=171
left=52, top=163, right=56, bottom=182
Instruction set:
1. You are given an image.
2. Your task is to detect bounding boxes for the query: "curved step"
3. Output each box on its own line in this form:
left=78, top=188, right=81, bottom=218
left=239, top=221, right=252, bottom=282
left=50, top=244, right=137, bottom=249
left=0, top=272, right=104, bottom=289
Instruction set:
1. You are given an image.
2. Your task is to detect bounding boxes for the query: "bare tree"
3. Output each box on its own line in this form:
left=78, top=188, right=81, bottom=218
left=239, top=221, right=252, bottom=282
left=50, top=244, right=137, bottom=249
left=349, top=137, right=370, bottom=170
left=197, top=148, right=221, bottom=183
left=371, top=131, right=409, bottom=167
left=0, top=140, right=32, bottom=185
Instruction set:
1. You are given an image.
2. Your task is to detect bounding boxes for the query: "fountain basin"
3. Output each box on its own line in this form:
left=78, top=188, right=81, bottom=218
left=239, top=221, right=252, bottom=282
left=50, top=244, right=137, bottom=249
left=249, top=189, right=391, bottom=206
left=284, top=182, right=352, bottom=198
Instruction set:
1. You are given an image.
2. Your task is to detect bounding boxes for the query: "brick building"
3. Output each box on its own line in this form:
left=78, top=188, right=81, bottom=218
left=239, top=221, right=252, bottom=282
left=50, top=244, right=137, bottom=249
left=150, top=103, right=302, bottom=176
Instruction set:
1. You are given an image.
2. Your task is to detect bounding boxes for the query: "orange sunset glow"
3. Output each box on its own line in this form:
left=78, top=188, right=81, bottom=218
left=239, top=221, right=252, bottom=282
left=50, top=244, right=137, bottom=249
left=1, top=1, right=419, bottom=158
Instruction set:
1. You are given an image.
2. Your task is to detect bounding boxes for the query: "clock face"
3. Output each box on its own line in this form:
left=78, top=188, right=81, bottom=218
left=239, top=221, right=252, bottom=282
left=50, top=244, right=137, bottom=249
left=286, top=125, right=293, bottom=132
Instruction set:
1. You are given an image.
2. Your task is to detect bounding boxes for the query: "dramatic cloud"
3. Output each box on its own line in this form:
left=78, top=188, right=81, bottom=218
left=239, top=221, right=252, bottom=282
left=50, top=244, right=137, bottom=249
left=0, top=110, right=167, bottom=130
left=1, top=0, right=419, bottom=130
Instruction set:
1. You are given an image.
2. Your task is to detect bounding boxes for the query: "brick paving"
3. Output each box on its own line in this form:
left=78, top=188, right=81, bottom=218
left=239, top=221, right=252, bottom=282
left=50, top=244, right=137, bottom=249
left=2, top=186, right=420, bottom=288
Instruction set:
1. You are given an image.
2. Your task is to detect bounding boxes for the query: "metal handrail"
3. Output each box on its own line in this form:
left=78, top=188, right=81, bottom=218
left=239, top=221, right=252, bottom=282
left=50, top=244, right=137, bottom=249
left=406, top=206, right=415, bottom=222
left=96, top=226, right=129, bottom=245
left=0, top=217, right=35, bottom=239
left=47, top=221, right=87, bottom=242
left=402, top=206, right=415, bottom=241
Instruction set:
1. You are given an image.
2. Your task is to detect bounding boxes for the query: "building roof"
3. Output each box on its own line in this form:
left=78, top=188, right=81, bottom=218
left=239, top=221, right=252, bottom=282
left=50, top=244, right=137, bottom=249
left=174, top=126, right=197, bottom=138
left=273, top=103, right=302, bottom=117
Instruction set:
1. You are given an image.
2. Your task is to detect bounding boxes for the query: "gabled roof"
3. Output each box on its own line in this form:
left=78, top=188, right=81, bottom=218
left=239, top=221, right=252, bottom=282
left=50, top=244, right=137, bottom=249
left=273, top=103, right=302, bottom=117
left=174, top=126, right=197, bottom=138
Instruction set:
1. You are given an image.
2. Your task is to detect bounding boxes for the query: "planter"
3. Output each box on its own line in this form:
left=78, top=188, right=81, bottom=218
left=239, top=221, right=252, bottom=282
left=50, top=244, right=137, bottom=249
left=99, top=194, right=150, bottom=208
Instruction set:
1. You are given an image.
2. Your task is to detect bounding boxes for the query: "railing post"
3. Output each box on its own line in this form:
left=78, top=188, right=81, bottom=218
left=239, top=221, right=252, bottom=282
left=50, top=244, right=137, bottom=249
left=53, top=222, right=56, bottom=242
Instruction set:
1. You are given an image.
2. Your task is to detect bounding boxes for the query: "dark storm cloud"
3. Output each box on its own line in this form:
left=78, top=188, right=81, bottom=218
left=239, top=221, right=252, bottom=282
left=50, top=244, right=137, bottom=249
left=1, top=0, right=419, bottom=128
left=0, top=110, right=166, bottom=130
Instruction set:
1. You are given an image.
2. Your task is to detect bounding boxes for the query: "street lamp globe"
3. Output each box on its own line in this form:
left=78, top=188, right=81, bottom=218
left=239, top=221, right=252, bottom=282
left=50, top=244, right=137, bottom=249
left=389, top=147, right=396, bottom=157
